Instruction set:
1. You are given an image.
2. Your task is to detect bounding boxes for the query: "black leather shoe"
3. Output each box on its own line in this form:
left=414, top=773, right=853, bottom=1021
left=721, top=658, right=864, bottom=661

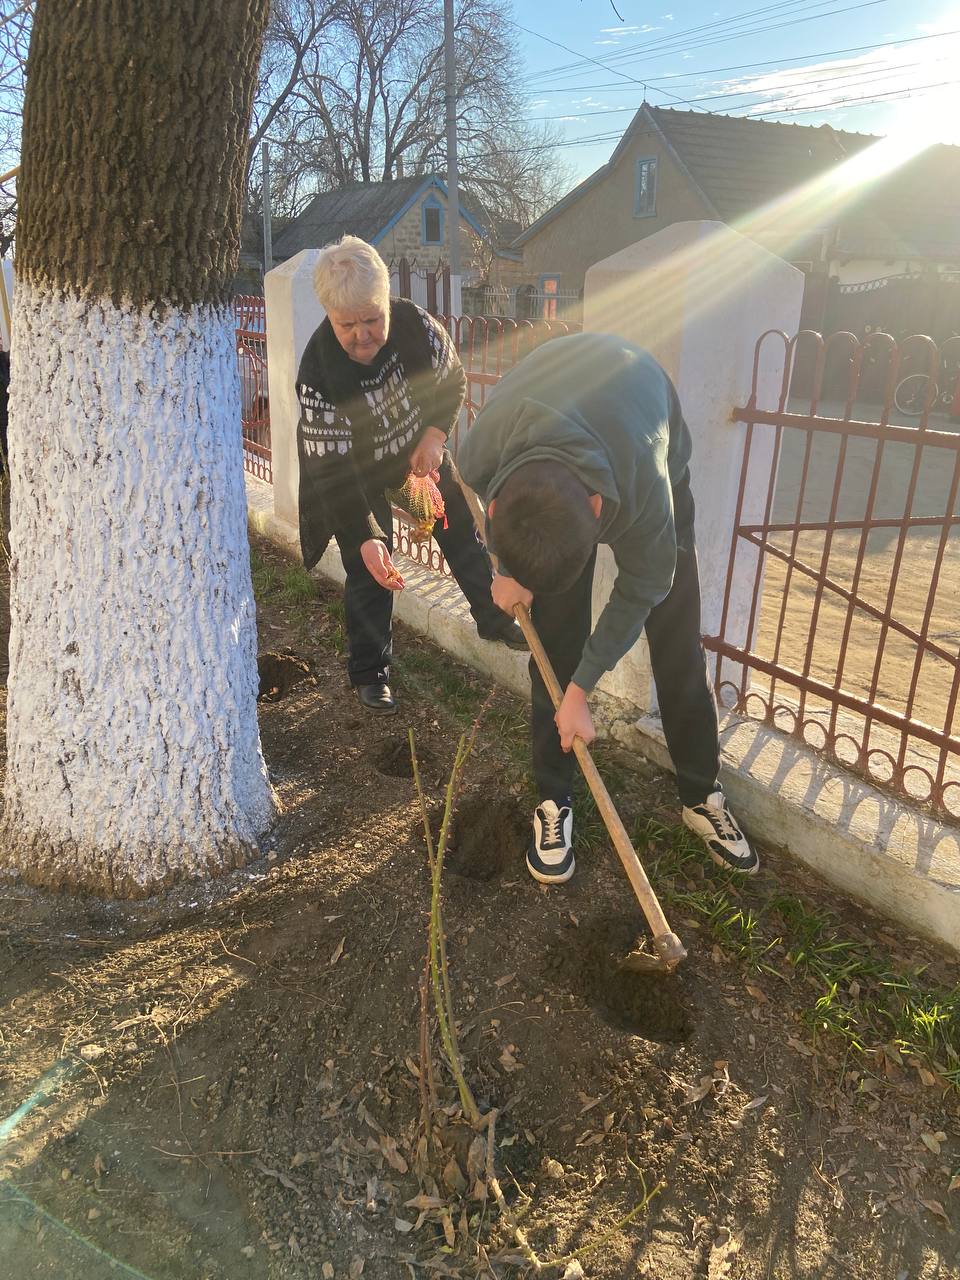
left=355, top=682, right=397, bottom=714
left=477, top=618, right=528, bottom=651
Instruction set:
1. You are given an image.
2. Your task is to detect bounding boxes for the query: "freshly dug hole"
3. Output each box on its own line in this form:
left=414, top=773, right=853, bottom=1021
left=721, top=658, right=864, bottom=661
left=446, top=794, right=529, bottom=881
left=373, top=737, right=435, bottom=778
left=545, top=916, right=693, bottom=1041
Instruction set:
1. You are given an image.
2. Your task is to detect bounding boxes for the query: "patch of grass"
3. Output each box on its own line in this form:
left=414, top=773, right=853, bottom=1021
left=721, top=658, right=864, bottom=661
left=884, top=988, right=960, bottom=1078
left=396, top=644, right=492, bottom=725
left=803, top=981, right=870, bottom=1052
left=636, top=815, right=705, bottom=882
left=250, top=546, right=280, bottom=600
left=280, top=564, right=318, bottom=605
left=634, top=820, right=960, bottom=1083
left=673, top=883, right=779, bottom=969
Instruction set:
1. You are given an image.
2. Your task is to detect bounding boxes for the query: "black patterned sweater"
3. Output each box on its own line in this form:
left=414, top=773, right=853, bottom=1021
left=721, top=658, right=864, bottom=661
left=296, top=298, right=466, bottom=570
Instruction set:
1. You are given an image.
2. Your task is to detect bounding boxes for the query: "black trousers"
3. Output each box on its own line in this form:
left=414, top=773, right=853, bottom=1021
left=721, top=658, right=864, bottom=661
left=335, top=453, right=504, bottom=687
left=530, top=479, right=720, bottom=809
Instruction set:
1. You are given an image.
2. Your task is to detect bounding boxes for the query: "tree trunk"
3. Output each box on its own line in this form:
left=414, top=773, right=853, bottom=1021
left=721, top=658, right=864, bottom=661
left=2, top=0, right=278, bottom=898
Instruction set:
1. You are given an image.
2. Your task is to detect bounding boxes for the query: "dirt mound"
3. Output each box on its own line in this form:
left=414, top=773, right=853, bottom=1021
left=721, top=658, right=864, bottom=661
left=544, top=916, right=694, bottom=1041
left=257, top=650, right=314, bottom=702
left=445, top=793, right=529, bottom=881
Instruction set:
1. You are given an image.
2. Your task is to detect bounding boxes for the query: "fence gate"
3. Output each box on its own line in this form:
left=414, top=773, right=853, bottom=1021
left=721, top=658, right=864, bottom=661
left=234, top=295, right=271, bottom=483
left=706, top=328, right=960, bottom=820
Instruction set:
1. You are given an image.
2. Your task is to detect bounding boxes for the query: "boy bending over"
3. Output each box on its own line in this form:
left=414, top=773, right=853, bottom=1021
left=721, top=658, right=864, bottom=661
left=457, top=332, right=758, bottom=884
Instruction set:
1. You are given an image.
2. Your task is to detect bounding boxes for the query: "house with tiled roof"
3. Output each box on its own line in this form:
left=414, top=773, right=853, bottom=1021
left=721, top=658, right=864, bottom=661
left=515, top=105, right=960, bottom=331
left=271, top=173, right=523, bottom=292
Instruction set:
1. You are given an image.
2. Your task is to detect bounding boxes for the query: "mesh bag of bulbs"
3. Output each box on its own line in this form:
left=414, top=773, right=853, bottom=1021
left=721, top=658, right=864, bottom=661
left=385, top=469, right=446, bottom=541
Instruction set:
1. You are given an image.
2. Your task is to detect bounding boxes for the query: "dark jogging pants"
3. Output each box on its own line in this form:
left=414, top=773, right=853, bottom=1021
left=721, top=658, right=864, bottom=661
left=530, top=477, right=721, bottom=809
left=335, top=453, right=504, bottom=687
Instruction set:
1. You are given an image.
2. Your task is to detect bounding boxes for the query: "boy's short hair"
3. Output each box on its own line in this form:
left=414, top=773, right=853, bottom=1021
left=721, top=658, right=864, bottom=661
left=489, top=461, right=597, bottom=594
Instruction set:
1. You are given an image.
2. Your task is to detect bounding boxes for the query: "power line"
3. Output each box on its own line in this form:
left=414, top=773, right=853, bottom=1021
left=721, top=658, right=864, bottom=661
left=512, top=4, right=890, bottom=117
left=526, top=0, right=835, bottom=82
left=735, top=78, right=960, bottom=119
left=459, top=78, right=960, bottom=164
left=511, top=17, right=715, bottom=115
left=523, top=28, right=960, bottom=96
left=525, top=57, right=948, bottom=121
left=521, top=47, right=959, bottom=128
left=525, top=0, right=892, bottom=86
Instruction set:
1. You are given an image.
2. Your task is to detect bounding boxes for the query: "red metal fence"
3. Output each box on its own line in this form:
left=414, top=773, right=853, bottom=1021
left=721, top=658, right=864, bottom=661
left=235, top=295, right=271, bottom=483
left=706, top=329, right=960, bottom=820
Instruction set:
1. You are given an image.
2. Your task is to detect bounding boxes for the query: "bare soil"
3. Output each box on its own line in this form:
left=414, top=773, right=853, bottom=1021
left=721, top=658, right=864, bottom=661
left=1, top=534, right=959, bottom=1279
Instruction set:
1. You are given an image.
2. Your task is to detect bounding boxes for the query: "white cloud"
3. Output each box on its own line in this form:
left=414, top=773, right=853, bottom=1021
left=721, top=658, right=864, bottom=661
left=597, top=23, right=659, bottom=40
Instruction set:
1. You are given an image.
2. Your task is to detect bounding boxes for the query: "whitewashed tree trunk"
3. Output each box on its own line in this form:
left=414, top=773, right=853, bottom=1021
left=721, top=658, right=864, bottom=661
left=2, top=0, right=276, bottom=897
left=2, top=286, right=276, bottom=896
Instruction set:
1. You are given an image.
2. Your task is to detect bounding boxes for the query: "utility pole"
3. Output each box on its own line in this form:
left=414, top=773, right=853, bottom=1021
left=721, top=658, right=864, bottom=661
left=261, top=140, right=273, bottom=276
left=443, top=0, right=461, bottom=281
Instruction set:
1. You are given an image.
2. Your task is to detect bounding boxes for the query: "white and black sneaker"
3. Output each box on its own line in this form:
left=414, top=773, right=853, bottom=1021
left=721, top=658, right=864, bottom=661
left=527, top=800, right=575, bottom=884
left=682, top=790, right=759, bottom=875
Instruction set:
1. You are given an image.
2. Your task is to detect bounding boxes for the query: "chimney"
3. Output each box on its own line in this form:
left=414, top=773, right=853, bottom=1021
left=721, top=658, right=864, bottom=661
left=396, top=156, right=404, bottom=180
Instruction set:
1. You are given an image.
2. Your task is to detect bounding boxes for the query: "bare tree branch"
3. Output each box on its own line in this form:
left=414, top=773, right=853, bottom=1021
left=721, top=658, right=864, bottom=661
left=250, top=0, right=569, bottom=232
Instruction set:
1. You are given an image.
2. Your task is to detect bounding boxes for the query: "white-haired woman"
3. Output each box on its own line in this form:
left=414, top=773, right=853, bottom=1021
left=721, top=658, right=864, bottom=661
left=296, top=235, right=525, bottom=713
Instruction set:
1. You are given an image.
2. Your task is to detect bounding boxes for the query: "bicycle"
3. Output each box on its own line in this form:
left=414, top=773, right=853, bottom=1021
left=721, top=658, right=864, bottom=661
left=894, top=367, right=960, bottom=417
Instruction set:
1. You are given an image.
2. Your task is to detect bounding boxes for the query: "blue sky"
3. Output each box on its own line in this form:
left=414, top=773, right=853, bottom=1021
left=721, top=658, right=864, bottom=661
left=511, top=0, right=960, bottom=182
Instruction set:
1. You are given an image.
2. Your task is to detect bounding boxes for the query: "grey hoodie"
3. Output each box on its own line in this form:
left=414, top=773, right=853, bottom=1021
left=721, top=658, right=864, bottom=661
left=456, top=332, right=692, bottom=692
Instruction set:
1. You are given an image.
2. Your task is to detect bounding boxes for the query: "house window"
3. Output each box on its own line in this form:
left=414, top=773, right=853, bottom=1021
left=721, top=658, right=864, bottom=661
left=539, top=274, right=560, bottom=320
left=634, top=157, right=657, bottom=218
left=422, top=199, right=443, bottom=245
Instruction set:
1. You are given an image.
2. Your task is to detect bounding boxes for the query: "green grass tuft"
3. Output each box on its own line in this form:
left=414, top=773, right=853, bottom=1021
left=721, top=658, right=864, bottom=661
left=250, top=547, right=280, bottom=599
left=280, top=564, right=318, bottom=604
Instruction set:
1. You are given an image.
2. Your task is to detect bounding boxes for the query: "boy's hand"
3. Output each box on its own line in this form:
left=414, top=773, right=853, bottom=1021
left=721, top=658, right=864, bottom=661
left=409, top=426, right=446, bottom=477
left=361, top=539, right=405, bottom=590
left=555, top=683, right=596, bottom=752
left=491, top=574, right=533, bottom=617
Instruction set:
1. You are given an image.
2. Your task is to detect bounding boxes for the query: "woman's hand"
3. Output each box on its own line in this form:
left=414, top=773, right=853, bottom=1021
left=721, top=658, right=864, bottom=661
left=361, top=539, right=405, bottom=590
left=491, top=574, right=533, bottom=617
left=554, top=683, right=596, bottom=752
left=409, top=426, right=446, bottom=477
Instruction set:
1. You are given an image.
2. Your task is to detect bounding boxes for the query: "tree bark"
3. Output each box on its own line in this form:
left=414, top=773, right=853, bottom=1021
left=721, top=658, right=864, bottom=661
left=2, top=0, right=278, bottom=898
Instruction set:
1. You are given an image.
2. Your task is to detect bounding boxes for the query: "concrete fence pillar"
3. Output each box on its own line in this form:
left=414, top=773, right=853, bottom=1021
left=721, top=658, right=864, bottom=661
left=264, top=250, right=326, bottom=531
left=583, top=220, right=804, bottom=711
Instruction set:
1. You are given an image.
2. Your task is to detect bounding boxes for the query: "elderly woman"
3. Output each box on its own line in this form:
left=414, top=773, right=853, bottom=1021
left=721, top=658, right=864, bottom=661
left=296, top=235, right=524, bottom=713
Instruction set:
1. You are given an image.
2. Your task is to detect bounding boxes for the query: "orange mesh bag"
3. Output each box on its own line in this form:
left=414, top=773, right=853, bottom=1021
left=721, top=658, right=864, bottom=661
left=386, top=469, right=446, bottom=541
